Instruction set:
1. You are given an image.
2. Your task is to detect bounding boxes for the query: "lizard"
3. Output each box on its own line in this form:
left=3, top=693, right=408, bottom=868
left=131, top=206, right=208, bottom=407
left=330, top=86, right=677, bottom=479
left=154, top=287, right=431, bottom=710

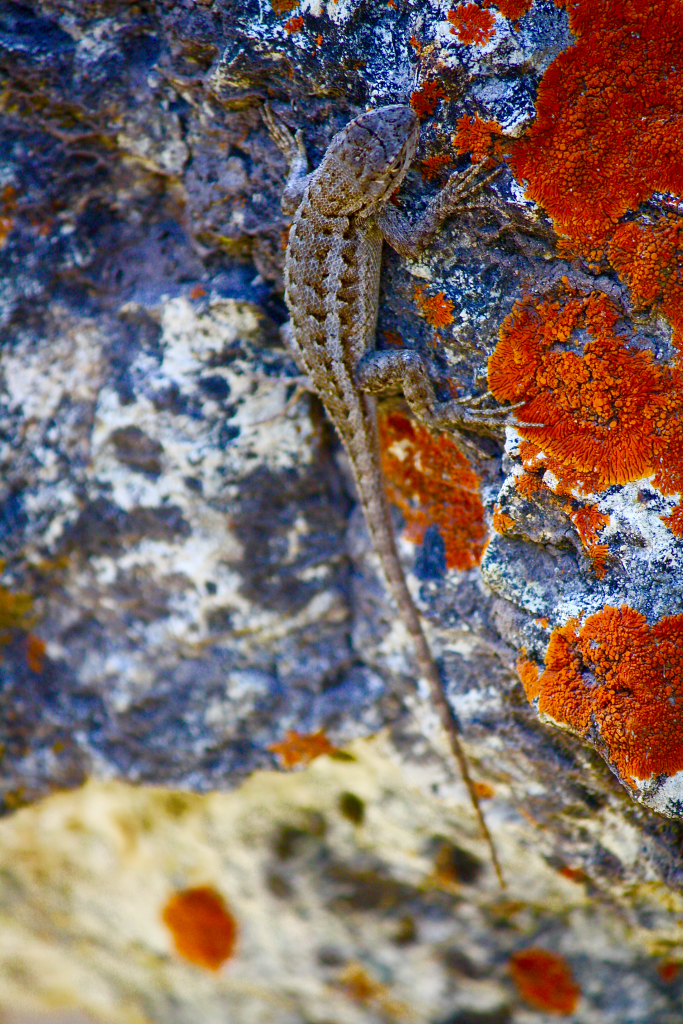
left=263, top=102, right=524, bottom=888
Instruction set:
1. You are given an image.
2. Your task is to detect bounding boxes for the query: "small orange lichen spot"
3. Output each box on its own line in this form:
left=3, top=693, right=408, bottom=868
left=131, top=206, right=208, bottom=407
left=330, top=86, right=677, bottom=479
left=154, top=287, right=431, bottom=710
left=409, top=82, right=447, bottom=119
left=420, top=153, right=452, bottom=181
left=382, top=329, right=404, bottom=348
left=559, top=865, right=587, bottom=883
left=315, top=33, right=322, bottom=46
left=414, top=285, right=455, bottom=328
left=488, top=286, right=683, bottom=497
left=162, top=886, right=237, bottom=971
left=378, top=410, right=488, bottom=571
left=565, top=503, right=610, bottom=577
left=270, top=0, right=298, bottom=12
left=492, top=507, right=515, bottom=534
left=447, top=4, right=495, bottom=46
left=509, top=948, right=580, bottom=1015
left=189, top=284, right=206, bottom=300
left=523, top=606, right=683, bottom=786
left=284, top=14, right=304, bottom=32
left=25, top=634, right=45, bottom=674
left=536, top=617, right=549, bottom=628
left=496, top=0, right=532, bottom=19
left=453, top=114, right=503, bottom=163
left=409, top=35, right=422, bottom=53
left=658, top=959, right=682, bottom=983
left=387, top=0, right=397, bottom=8
left=661, top=504, right=683, bottom=538
left=474, top=780, right=495, bottom=799
left=269, top=729, right=337, bottom=768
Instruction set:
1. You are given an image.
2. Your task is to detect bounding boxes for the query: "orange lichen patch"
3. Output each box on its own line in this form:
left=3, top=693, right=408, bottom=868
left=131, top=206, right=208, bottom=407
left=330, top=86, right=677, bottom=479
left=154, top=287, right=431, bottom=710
left=420, top=153, right=452, bottom=181
left=382, top=329, right=404, bottom=348
left=495, top=0, right=533, bottom=20
left=189, top=284, right=206, bottom=300
left=492, top=507, right=515, bottom=534
left=510, top=1, right=683, bottom=246
left=609, top=216, right=683, bottom=352
left=410, top=82, right=447, bottom=119
left=270, top=0, right=298, bottom=12
left=658, top=959, right=682, bottom=983
left=378, top=410, right=488, bottom=571
left=269, top=729, right=337, bottom=767
left=510, top=0, right=683, bottom=342
left=521, top=606, right=683, bottom=786
left=25, top=634, right=45, bottom=674
left=515, top=472, right=541, bottom=499
left=488, top=287, right=683, bottom=496
left=409, top=35, right=422, bottom=53
left=453, top=114, right=504, bottom=163
left=661, top=504, right=683, bottom=538
left=516, top=656, right=540, bottom=700
left=414, top=285, right=455, bottom=328
left=536, top=617, right=549, bottom=628
left=509, top=948, right=580, bottom=1015
left=474, top=780, right=495, bottom=799
left=339, top=963, right=407, bottom=1018
left=558, top=865, right=587, bottom=883
left=0, top=184, right=16, bottom=248
left=162, top=886, right=237, bottom=971
left=283, top=14, right=304, bottom=32
left=565, top=503, right=610, bottom=578
left=447, top=4, right=496, bottom=46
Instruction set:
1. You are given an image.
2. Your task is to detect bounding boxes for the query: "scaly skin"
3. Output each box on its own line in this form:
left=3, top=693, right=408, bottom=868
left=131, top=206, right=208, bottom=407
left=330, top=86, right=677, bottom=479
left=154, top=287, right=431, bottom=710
left=264, top=103, right=509, bottom=886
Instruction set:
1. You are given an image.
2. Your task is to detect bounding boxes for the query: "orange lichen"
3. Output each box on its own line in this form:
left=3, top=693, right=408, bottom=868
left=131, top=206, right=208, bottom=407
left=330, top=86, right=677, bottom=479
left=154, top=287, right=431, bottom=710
left=515, top=472, right=540, bottom=499
left=410, top=82, right=447, bottom=119
left=609, top=216, right=683, bottom=352
left=382, top=329, right=404, bottom=348
left=409, top=35, right=422, bottom=53
left=269, top=729, right=337, bottom=767
left=284, top=14, right=304, bottom=32
left=510, top=1, right=683, bottom=344
left=474, top=780, right=495, bottom=798
left=564, top=503, right=610, bottom=577
left=25, top=634, right=45, bottom=674
left=488, top=287, right=683, bottom=496
left=162, top=886, right=237, bottom=971
left=558, top=864, right=587, bottom=883
left=519, top=606, right=683, bottom=786
left=447, top=4, right=496, bottom=46
left=509, top=948, right=580, bottom=1015
left=0, top=184, right=16, bottom=249
left=189, top=284, right=206, bottom=300
left=378, top=410, right=488, bottom=571
left=453, top=114, right=504, bottom=163
left=492, top=507, right=515, bottom=534
left=420, top=153, right=452, bottom=181
left=661, top=504, right=683, bottom=537
left=270, top=0, right=298, bottom=12
left=658, top=960, right=682, bottom=983
left=414, top=285, right=455, bottom=328
left=495, top=0, right=533, bottom=19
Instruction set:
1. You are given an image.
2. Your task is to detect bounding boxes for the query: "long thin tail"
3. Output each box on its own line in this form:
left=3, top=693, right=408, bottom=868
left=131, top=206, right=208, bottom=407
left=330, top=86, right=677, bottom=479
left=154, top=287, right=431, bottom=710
left=358, top=448, right=505, bottom=887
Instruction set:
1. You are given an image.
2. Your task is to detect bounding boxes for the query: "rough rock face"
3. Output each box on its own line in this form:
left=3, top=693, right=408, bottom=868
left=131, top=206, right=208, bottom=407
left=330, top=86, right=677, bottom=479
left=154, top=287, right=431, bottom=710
left=1, top=0, right=683, bottom=1020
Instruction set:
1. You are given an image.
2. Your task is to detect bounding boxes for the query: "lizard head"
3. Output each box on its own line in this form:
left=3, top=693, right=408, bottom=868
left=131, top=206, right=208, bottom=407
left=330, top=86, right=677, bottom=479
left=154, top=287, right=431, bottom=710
left=312, top=105, right=419, bottom=217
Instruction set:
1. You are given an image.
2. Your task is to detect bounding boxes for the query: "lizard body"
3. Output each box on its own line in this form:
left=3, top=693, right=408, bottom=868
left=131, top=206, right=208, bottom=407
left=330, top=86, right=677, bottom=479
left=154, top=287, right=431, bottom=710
left=264, top=103, right=514, bottom=886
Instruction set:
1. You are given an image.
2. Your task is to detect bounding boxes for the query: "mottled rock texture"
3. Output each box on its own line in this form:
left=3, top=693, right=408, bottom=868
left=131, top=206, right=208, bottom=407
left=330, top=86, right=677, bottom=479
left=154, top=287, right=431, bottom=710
left=1, top=0, right=683, bottom=1020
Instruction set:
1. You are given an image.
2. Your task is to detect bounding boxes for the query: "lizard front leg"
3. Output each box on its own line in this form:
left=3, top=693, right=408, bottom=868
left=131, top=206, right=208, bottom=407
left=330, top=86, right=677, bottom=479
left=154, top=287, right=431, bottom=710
left=261, top=103, right=311, bottom=215
left=355, top=349, right=528, bottom=441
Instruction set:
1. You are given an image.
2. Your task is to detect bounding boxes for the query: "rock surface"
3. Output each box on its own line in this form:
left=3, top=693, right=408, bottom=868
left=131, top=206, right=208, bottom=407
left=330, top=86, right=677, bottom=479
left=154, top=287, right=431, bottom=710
left=1, top=0, right=683, bottom=1020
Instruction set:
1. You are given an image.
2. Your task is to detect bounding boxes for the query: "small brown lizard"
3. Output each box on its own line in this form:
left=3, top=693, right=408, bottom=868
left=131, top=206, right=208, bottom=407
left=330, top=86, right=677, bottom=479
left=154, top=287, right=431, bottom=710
left=263, top=102, right=521, bottom=887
